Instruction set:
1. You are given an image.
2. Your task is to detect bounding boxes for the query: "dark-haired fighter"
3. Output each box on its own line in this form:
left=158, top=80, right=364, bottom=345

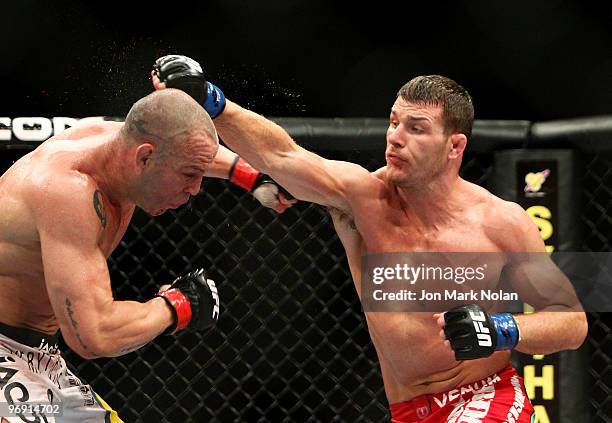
left=154, top=56, right=587, bottom=422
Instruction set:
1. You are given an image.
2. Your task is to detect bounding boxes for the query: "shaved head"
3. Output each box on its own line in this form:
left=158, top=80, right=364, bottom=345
left=123, top=89, right=218, bottom=153
left=120, top=89, right=219, bottom=215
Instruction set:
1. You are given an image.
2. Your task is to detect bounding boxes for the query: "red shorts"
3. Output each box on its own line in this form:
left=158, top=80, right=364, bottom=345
left=390, top=365, right=534, bottom=422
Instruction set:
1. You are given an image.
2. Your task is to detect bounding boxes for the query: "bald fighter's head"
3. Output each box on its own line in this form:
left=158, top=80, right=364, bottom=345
left=123, top=88, right=218, bottom=153
left=121, top=89, right=219, bottom=216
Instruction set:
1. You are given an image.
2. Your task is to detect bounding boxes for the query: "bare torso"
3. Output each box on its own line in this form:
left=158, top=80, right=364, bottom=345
left=328, top=169, right=515, bottom=404
left=0, top=122, right=134, bottom=335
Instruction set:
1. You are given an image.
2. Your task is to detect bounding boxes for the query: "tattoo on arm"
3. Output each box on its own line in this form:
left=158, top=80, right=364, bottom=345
left=65, top=298, right=99, bottom=357
left=93, top=190, right=106, bottom=229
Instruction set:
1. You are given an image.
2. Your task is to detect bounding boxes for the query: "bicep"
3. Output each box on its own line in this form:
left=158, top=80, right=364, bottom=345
left=35, top=185, right=113, bottom=354
left=40, top=228, right=111, bottom=323
left=503, top=256, right=582, bottom=311
left=499, top=203, right=581, bottom=310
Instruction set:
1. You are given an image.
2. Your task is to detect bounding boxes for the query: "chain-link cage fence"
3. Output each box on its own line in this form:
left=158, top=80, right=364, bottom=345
left=0, top=142, right=610, bottom=422
left=581, top=153, right=612, bottom=423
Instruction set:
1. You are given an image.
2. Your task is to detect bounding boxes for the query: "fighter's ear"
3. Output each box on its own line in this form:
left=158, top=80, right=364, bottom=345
left=135, top=143, right=155, bottom=171
left=448, top=133, right=467, bottom=160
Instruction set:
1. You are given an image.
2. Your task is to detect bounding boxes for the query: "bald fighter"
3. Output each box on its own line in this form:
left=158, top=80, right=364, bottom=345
left=154, top=56, right=587, bottom=422
left=0, top=88, right=292, bottom=422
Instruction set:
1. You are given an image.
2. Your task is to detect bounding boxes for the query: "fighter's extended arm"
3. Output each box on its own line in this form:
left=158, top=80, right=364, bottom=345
left=206, top=143, right=239, bottom=179
left=55, top=115, right=294, bottom=213
left=34, top=174, right=218, bottom=359
left=152, top=56, right=371, bottom=211
left=207, top=144, right=296, bottom=213
left=215, top=101, right=367, bottom=210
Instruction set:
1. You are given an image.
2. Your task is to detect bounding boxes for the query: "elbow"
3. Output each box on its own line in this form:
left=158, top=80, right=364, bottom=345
left=569, top=312, right=588, bottom=350
left=63, top=331, right=105, bottom=360
left=65, top=340, right=99, bottom=360
left=73, top=349, right=99, bottom=360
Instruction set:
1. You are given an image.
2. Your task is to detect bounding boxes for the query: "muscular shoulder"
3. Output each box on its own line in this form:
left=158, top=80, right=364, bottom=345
left=322, top=160, right=384, bottom=211
left=481, top=193, right=545, bottom=252
left=29, top=170, right=105, bottom=241
left=31, top=168, right=96, bottom=209
left=333, top=160, right=380, bottom=187
left=348, top=165, right=388, bottom=192
left=327, top=168, right=385, bottom=230
left=372, top=166, right=386, bottom=180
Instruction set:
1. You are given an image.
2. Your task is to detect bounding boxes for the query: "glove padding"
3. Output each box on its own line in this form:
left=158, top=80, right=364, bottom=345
left=229, top=156, right=294, bottom=201
left=253, top=178, right=285, bottom=209
left=443, top=304, right=519, bottom=360
left=157, top=268, right=220, bottom=334
left=153, top=54, right=226, bottom=118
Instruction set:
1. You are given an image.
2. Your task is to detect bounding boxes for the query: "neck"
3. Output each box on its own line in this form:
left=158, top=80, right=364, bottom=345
left=392, top=171, right=466, bottom=224
left=82, top=133, right=131, bottom=208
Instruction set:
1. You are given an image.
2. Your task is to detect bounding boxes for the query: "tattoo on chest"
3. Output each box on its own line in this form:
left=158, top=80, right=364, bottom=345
left=93, top=190, right=106, bottom=229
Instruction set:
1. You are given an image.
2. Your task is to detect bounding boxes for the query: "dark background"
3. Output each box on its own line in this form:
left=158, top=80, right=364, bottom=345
left=1, top=2, right=611, bottom=421
left=2, top=0, right=612, bottom=121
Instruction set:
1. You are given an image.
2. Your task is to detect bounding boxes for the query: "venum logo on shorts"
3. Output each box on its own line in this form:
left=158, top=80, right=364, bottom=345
left=470, top=311, right=492, bottom=347
left=447, top=385, right=495, bottom=423
left=0, top=117, right=77, bottom=142
left=433, top=374, right=501, bottom=408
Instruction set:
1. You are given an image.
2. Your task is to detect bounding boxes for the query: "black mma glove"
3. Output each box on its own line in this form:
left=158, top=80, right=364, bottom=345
left=153, top=54, right=226, bottom=118
left=157, top=269, right=220, bottom=334
left=443, top=304, right=520, bottom=360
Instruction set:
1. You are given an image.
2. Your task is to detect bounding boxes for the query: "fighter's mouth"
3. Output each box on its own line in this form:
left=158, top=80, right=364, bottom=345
left=386, top=152, right=406, bottom=164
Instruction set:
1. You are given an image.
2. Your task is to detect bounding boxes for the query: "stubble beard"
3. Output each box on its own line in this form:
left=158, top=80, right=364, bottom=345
left=387, top=158, right=446, bottom=193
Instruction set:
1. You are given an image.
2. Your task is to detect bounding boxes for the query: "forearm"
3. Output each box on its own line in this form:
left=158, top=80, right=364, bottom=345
left=205, top=144, right=278, bottom=195
left=206, top=144, right=238, bottom=179
left=70, top=297, right=174, bottom=358
left=214, top=100, right=297, bottom=175
left=103, top=297, right=174, bottom=356
left=514, top=311, right=587, bottom=355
